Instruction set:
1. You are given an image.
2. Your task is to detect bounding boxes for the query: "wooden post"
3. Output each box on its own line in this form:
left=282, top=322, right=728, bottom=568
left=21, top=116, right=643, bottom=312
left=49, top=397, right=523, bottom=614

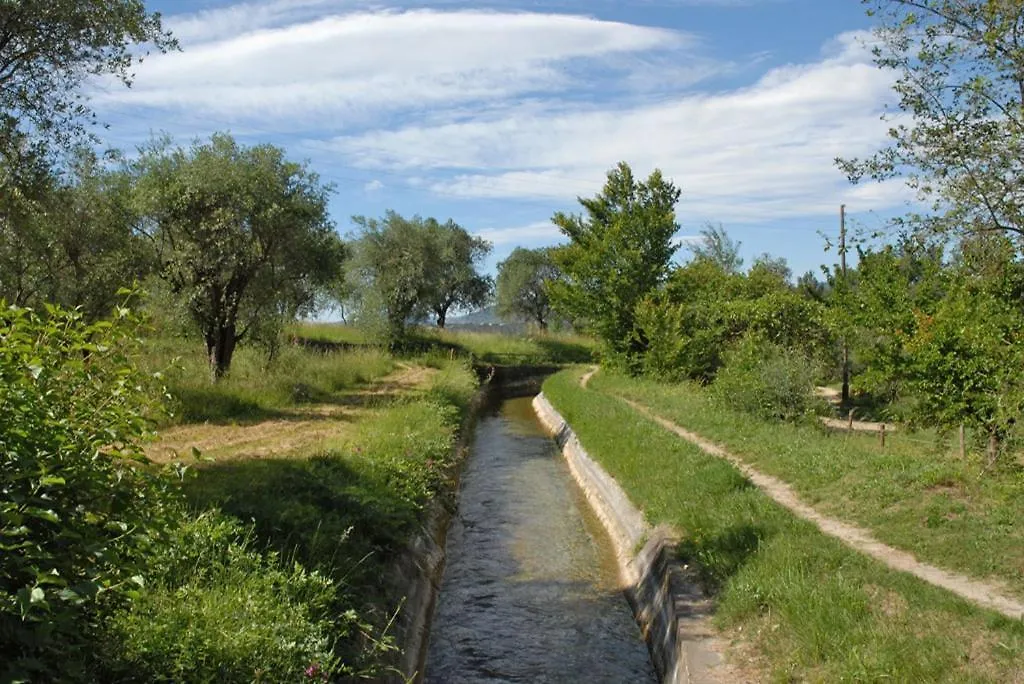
left=879, top=423, right=886, bottom=449
left=840, top=204, right=850, bottom=405
left=847, top=408, right=854, bottom=431
left=958, top=424, right=966, bottom=459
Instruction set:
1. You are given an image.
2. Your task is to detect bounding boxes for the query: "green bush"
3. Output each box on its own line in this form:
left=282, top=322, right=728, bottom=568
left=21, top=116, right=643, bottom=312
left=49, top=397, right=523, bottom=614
left=712, top=334, right=825, bottom=422
left=99, top=513, right=342, bottom=684
left=0, top=304, right=179, bottom=683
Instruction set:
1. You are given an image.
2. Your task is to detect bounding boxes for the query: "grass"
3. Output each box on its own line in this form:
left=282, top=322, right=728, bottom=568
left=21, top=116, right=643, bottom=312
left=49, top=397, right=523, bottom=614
left=138, top=332, right=479, bottom=674
left=139, top=335, right=395, bottom=425
left=543, top=368, right=1024, bottom=682
left=411, top=326, right=596, bottom=364
left=589, top=370, right=1024, bottom=598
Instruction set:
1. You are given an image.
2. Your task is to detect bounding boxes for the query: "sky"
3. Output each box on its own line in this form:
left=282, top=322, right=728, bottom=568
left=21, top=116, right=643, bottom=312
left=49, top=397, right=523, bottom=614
left=91, top=0, right=907, bottom=280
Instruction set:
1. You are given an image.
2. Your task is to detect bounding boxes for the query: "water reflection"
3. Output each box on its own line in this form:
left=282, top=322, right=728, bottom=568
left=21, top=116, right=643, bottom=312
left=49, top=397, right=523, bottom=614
left=424, top=396, right=655, bottom=683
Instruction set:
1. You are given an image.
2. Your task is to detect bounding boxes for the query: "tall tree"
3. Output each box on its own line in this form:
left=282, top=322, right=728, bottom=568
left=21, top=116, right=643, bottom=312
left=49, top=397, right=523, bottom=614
left=347, top=212, right=438, bottom=347
left=133, top=134, right=343, bottom=379
left=689, top=223, right=744, bottom=273
left=424, top=219, right=492, bottom=329
left=496, top=247, right=559, bottom=331
left=549, top=162, right=681, bottom=361
left=839, top=0, right=1024, bottom=241
left=0, top=0, right=174, bottom=153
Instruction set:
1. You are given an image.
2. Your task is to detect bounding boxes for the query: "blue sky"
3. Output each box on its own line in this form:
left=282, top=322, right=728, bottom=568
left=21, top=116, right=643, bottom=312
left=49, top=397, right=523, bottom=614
left=92, top=0, right=905, bottom=279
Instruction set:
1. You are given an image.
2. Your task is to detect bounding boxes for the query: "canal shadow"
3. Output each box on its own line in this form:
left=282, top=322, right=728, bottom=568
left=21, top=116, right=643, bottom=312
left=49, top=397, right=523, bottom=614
left=675, top=522, right=771, bottom=595
left=183, top=450, right=423, bottom=595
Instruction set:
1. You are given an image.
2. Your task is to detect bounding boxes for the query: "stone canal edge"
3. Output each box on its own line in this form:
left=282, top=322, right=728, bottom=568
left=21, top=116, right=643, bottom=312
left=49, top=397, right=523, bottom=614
left=532, top=392, right=733, bottom=684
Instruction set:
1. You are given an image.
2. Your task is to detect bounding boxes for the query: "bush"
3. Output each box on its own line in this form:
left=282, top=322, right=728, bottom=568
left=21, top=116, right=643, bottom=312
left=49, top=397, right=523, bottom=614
left=98, top=513, right=342, bottom=684
left=0, top=304, right=180, bottom=683
left=712, top=334, right=825, bottom=422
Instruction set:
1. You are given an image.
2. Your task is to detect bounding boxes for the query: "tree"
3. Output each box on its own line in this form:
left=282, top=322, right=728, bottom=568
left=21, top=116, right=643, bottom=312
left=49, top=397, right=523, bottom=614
left=0, top=0, right=175, bottom=154
left=133, top=134, right=343, bottom=379
left=689, top=223, right=744, bottom=273
left=0, top=149, right=151, bottom=319
left=496, top=247, right=559, bottom=331
left=347, top=212, right=438, bottom=347
left=549, top=162, right=681, bottom=361
left=424, top=220, right=492, bottom=328
left=839, top=0, right=1024, bottom=241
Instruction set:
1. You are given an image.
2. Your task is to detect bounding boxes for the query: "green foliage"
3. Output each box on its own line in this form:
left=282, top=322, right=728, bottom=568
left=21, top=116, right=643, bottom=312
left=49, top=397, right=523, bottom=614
left=423, top=220, right=492, bottom=329
left=841, top=0, right=1024, bottom=239
left=635, top=258, right=829, bottom=382
left=133, top=133, right=344, bottom=379
left=687, top=223, right=744, bottom=273
left=0, top=149, right=150, bottom=319
left=495, top=247, right=559, bottom=331
left=0, top=0, right=175, bottom=152
left=549, top=162, right=680, bottom=364
left=712, top=334, right=826, bottom=422
left=0, top=304, right=178, bottom=682
left=99, top=513, right=342, bottom=684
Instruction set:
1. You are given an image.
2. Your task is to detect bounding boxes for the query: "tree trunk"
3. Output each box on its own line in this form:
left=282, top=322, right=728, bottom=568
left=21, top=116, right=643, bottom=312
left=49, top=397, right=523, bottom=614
left=987, top=430, right=1000, bottom=463
left=206, top=322, right=238, bottom=382
left=436, top=306, right=448, bottom=329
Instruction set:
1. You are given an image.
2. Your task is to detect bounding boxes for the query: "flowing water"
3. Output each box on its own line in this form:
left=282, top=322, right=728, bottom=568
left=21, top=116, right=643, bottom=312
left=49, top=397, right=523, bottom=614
left=424, top=395, right=656, bottom=683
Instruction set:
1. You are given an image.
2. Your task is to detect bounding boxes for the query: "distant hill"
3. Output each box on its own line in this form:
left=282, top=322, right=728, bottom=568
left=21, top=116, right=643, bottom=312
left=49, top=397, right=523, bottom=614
left=448, top=306, right=502, bottom=326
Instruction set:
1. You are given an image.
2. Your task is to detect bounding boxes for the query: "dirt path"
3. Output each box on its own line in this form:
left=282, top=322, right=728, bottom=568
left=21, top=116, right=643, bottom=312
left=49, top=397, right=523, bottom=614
left=580, top=368, right=1024, bottom=621
left=814, top=386, right=895, bottom=433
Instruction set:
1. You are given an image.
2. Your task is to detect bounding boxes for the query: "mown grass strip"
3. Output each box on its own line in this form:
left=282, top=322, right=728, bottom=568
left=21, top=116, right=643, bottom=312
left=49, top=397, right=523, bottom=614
left=589, top=370, right=1024, bottom=598
left=543, top=368, right=1024, bottom=683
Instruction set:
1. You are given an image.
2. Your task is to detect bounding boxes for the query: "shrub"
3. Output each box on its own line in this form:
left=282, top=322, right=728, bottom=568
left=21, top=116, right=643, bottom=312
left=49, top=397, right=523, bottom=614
left=0, top=304, right=179, bottom=682
left=712, top=334, right=825, bottom=422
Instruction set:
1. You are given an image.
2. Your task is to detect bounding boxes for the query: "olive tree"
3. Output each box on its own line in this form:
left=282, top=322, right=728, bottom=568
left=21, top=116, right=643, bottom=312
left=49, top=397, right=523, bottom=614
left=424, top=219, right=492, bottom=329
left=495, top=247, right=559, bottom=331
left=0, top=0, right=174, bottom=152
left=133, top=134, right=344, bottom=379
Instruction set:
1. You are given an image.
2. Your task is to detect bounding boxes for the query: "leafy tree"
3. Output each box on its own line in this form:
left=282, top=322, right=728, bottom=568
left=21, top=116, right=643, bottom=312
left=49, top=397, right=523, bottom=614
left=0, top=149, right=150, bottom=319
left=839, top=0, right=1024, bottom=240
left=0, top=304, right=179, bottom=683
left=0, top=0, right=175, bottom=153
left=347, top=212, right=438, bottom=347
left=133, top=134, right=343, bottom=379
left=424, top=220, right=492, bottom=328
left=495, top=247, right=559, bottom=331
left=549, top=162, right=681, bottom=362
left=689, top=223, right=744, bottom=273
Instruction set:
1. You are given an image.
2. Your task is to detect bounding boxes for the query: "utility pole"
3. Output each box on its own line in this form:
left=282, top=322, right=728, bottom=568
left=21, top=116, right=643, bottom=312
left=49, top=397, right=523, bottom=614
left=840, top=204, right=850, bottom=405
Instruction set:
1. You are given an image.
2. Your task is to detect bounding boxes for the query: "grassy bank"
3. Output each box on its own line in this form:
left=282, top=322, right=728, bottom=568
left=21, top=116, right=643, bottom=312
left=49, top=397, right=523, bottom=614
left=589, top=370, right=1024, bottom=598
left=135, top=336, right=479, bottom=678
left=543, top=368, right=1024, bottom=682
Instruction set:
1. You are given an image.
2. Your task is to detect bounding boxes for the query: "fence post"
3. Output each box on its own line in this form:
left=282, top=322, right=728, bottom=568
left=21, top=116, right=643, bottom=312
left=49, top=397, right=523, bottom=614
left=958, top=424, right=966, bottom=459
left=847, top=409, right=854, bottom=431
left=879, top=423, right=886, bottom=449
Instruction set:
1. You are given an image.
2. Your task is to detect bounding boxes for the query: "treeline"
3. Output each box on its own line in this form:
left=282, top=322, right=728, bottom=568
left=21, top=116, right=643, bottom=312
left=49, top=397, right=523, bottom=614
left=534, top=162, right=1024, bottom=459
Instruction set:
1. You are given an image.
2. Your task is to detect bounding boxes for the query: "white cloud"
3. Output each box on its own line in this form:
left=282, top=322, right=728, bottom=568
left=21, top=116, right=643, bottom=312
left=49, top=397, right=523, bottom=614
left=99, top=9, right=686, bottom=128
left=363, top=179, right=385, bottom=192
left=326, top=30, right=904, bottom=222
left=475, top=221, right=562, bottom=245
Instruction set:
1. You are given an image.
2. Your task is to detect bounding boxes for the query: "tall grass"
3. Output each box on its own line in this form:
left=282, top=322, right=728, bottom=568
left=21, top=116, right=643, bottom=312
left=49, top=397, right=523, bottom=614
left=139, top=335, right=395, bottom=424
left=543, top=368, right=1024, bottom=682
left=591, top=370, right=1024, bottom=595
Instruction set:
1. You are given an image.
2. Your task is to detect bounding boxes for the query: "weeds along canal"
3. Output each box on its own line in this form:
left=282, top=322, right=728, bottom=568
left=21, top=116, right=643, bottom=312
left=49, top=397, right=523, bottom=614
left=424, top=392, right=655, bottom=683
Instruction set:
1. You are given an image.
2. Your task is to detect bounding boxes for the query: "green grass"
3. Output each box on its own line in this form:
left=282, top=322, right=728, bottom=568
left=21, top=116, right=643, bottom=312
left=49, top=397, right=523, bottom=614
left=139, top=335, right=395, bottom=425
left=543, top=368, right=1024, bottom=682
left=589, top=370, right=1024, bottom=597
left=288, top=321, right=372, bottom=346
left=412, top=327, right=596, bottom=364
